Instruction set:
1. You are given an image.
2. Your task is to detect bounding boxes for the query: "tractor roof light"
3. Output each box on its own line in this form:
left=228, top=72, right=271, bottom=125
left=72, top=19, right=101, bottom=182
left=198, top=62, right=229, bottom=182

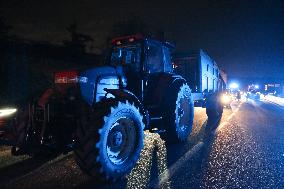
left=111, top=34, right=144, bottom=45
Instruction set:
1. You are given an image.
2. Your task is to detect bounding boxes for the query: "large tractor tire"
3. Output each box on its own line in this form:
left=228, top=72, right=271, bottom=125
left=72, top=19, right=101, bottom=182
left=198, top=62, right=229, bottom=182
left=74, top=99, right=144, bottom=180
left=162, top=83, right=194, bottom=143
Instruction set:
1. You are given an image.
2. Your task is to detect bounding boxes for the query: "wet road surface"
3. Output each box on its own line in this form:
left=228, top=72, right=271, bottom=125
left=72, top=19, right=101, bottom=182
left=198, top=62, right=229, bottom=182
left=1, top=99, right=284, bottom=188
left=170, top=99, right=284, bottom=189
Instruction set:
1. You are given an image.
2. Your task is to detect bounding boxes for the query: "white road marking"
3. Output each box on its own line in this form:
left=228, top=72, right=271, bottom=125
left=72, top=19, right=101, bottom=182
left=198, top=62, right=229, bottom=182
left=152, top=102, right=243, bottom=188
left=217, top=102, right=241, bottom=132
left=150, top=141, right=204, bottom=188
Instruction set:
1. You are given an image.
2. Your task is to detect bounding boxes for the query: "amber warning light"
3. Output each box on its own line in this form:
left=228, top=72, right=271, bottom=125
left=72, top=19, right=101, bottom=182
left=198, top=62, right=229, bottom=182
left=111, top=34, right=143, bottom=46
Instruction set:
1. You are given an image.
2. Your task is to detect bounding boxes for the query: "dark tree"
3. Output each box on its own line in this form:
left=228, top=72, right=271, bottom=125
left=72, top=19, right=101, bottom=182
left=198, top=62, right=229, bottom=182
left=63, top=22, right=94, bottom=54
left=0, top=15, right=12, bottom=39
left=111, top=16, right=166, bottom=41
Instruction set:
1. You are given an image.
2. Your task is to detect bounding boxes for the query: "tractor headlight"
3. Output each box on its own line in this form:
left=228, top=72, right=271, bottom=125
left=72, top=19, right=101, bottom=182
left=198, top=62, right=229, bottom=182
left=0, top=108, right=17, bottom=118
left=96, top=77, right=127, bottom=102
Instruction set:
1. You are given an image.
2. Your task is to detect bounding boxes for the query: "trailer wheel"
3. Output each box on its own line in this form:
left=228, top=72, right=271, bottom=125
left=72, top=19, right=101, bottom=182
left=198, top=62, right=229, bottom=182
left=162, top=83, right=194, bottom=143
left=206, top=92, right=223, bottom=119
left=74, top=99, right=144, bottom=180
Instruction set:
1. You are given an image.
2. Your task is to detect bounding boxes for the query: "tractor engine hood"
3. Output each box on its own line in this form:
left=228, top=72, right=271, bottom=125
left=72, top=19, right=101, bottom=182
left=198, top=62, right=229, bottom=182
left=79, top=66, right=125, bottom=106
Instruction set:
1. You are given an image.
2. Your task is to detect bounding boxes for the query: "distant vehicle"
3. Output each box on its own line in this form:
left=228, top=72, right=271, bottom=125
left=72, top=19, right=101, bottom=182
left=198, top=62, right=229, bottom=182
left=247, top=91, right=261, bottom=100
left=173, top=49, right=225, bottom=118
left=247, top=85, right=261, bottom=100
left=236, top=90, right=241, bottom=101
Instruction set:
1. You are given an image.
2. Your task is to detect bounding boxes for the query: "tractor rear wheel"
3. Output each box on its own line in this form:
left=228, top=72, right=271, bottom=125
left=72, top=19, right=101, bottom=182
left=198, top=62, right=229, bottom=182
left=74, top=99, right=144, bottom=180
left=162, top=83, right=194, bottom=143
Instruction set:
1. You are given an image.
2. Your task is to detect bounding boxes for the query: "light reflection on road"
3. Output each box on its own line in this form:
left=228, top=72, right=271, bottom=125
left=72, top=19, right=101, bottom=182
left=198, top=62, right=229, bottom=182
left=126, top=131, right=170, bottom=189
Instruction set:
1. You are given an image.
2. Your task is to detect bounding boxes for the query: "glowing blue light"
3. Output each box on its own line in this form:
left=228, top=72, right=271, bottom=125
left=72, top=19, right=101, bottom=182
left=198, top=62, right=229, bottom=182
left=118, top=49, right=122, bottom=57
left=229, top=83, right=239, bottom=89
left=255, top=85, right=259, bottom=89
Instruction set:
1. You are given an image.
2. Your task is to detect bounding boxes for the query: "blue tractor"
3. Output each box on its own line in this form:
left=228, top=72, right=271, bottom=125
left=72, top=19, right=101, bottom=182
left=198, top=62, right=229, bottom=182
left=8, top=34, right=194, bottom=180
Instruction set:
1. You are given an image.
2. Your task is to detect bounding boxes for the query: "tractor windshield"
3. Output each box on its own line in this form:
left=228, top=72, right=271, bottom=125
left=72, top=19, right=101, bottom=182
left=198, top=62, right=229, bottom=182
left=146, top=41, right=173, bottom=73
left=110, top=44, right=141, bottom=72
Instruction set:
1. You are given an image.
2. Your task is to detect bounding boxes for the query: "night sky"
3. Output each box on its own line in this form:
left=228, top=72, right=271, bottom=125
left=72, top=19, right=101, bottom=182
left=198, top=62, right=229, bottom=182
left=1, top=0, right=284, bottom=82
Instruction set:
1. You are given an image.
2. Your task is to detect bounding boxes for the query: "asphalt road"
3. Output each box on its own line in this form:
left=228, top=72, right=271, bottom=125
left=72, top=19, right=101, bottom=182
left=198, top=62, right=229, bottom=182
left=169, top=99, right=284, bottom=189
left=1, top=99, right=284, bottom=189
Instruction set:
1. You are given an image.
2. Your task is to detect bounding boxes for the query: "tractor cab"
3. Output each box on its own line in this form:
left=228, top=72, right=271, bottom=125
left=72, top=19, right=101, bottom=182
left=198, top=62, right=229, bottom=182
left=109, top=34, right=175, bottom=101
left=110, top=34, right=174, bottom=74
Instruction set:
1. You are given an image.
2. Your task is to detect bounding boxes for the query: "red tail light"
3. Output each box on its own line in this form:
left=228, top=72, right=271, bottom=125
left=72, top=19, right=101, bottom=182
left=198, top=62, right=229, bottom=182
left=54, top=71, right=78, bottom=84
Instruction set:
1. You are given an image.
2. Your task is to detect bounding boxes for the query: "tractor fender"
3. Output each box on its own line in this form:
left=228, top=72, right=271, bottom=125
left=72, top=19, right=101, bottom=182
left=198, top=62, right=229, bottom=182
left=167, top=75, right=187, bottom=91
left=144, top=73, right=187, bottom=107
left=37, top=88, right=55, bottom=107
left=104, top=88, right=150, bottom=129
left=37, top=85, right=79, bottom=107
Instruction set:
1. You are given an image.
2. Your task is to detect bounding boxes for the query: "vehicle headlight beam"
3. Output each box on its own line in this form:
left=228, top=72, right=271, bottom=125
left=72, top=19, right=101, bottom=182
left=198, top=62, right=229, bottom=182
left=0, top=108, right=17, bottom=118
left=221, top=94, right=231, bottom=104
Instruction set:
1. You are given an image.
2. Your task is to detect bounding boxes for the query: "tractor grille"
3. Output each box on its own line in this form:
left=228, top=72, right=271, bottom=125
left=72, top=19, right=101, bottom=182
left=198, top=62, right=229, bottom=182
left=34, top=105, right=49, bottom=122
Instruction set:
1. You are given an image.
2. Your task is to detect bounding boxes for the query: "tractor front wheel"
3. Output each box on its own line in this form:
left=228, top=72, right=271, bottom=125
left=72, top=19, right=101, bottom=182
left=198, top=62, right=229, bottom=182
left=74, top=99, right=144, bottom=180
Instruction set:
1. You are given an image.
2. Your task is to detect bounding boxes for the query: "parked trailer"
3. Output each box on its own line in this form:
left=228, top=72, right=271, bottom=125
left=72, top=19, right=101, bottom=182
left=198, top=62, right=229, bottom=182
left=173, top=49, right=224, bottom=117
